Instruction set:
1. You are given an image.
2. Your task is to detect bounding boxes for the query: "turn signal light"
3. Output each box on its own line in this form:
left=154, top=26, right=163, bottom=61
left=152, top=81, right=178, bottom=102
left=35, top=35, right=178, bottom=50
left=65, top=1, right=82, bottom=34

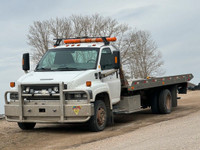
left=10, top=82, right=15, bottom=88
left=115, top=56, right=118, bottom=63
left=86, top=81, right=92, bottom=87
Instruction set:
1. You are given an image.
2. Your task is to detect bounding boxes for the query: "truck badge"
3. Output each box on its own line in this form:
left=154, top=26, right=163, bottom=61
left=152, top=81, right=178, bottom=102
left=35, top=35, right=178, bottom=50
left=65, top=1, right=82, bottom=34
left=72, top=106, right=82, bottom=115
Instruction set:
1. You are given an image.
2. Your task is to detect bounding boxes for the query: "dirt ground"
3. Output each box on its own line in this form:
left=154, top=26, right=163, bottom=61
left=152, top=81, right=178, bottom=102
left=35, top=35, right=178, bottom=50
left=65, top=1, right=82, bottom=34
left=0, top=91, right=200, bottom=150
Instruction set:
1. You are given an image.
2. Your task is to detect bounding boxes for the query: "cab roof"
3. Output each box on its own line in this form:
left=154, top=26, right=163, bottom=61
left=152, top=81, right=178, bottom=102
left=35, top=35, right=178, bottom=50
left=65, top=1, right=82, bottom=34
left=52, top=42, right=105, bottom=49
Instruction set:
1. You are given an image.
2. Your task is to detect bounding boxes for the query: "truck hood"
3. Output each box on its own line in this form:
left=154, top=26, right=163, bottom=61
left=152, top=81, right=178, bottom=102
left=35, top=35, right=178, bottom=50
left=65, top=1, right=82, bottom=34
left=17, top=71, right=84, bottom=84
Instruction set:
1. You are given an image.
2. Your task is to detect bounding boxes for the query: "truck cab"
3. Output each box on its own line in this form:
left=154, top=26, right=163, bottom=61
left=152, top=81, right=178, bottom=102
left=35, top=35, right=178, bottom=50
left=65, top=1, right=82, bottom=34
left=5, top=37, right=121, bottom=131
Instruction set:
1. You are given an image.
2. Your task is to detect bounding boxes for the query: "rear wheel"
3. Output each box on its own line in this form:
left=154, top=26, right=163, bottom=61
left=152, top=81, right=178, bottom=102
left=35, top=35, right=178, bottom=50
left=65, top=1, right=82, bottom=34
left=89, top=100, right=107, bottom=132
left=17, top=122, right=36, bottom=130
left=158, top=89, right=172, bottom=114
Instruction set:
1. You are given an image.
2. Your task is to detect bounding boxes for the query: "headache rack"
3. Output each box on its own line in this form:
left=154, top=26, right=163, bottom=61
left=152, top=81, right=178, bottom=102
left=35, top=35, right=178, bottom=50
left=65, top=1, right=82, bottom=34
left=53, top=36, right=116, bottom=47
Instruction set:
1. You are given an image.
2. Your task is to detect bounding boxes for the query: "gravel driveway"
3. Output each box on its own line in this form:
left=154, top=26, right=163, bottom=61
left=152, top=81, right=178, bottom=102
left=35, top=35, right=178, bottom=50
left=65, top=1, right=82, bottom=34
left=0, top=91, right=200, bottom=150
left=71, top=107, right=200, bottom=150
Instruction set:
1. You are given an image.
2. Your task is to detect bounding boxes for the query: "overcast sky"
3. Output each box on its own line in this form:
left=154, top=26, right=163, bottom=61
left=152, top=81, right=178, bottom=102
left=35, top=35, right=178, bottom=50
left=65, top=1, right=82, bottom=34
left=0, top=0, right=199, bottom=114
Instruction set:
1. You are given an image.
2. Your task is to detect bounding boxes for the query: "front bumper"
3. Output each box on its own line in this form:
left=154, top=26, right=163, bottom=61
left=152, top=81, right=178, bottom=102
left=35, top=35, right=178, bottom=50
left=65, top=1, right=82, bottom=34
left=4, top=83, right=94, bottom=123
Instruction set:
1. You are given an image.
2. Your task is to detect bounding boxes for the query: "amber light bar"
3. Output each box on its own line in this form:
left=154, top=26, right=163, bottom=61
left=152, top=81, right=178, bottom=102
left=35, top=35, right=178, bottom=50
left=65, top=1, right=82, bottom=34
left=64, top=37, right=117, bottom=44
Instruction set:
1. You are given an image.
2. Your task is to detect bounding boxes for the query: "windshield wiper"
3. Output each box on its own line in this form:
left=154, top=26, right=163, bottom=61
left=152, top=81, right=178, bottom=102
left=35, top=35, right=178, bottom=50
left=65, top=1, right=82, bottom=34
left=36, top=67, right=52, bottom=71
left=53, top=67, right=79, bottom=71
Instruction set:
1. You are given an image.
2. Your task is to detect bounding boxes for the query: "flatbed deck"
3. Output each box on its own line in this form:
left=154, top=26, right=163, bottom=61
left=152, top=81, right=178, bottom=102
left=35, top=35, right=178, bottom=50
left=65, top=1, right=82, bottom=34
left=123, top=74, right=193, bottom=91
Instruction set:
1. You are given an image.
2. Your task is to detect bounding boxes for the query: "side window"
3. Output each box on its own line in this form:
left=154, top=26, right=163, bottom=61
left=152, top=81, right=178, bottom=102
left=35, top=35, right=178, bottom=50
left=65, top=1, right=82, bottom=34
left=102, top=48, right=111, bottom=54
left=100, top=48, right=114, bottom=70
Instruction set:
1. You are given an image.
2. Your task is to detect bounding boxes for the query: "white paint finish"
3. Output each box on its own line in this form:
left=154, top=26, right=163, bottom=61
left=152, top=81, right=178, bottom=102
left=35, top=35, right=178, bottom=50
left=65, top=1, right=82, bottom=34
left=101, top=71, right=121, bottom=104
left=17, top=71, right=84, bottom=84
left=12, top=45, right=121, bottom=109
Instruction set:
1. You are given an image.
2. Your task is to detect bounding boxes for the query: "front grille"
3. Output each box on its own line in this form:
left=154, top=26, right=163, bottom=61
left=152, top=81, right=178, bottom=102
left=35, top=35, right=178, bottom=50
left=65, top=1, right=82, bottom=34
left=25, top=96, right=60, bottom=100
left=22, top=84, right=60, bottom=100
left=22, top=84, right=60, bottom=94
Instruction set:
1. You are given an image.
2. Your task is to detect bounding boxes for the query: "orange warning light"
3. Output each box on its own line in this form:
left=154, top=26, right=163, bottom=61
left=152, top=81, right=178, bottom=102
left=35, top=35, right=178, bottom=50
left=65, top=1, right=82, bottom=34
left=10, top=82, right=15, bottom=88
left=86, top=81, right=92, bottom=87
left=64, top=37, right=117, bottom=44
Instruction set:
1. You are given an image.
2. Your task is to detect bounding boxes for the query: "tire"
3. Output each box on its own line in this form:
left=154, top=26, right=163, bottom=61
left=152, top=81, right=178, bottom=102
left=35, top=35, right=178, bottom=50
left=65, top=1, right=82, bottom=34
left=151, top=92, right=160, bottom=114
left=18, top=122, right=36, bottom=130
left=158, top=89, right=172, bottom=114
left=89, top=100, right=107, bottom=132
left=171, top=86, right=178, bottom=107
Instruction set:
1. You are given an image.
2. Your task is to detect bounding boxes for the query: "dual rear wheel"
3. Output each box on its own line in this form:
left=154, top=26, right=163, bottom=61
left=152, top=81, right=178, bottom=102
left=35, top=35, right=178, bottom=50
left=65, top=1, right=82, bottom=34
left=151, top=88, right=175, bottom=114
left=159, top=89, right=172, bottom=114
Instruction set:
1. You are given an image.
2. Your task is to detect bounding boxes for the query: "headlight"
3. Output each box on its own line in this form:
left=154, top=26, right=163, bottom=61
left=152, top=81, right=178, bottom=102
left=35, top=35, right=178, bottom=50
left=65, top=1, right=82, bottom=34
left=30, top=89, right=34, bottom=94
left=82, top=94, right=87, bottom=98
left=74, top=94, right=82, bottom=99
left=26, top=87, right=30, bottom=93
left=10, top=93, right=18, bottom=100
left=65, top=92, right=88, bottom=100
left=48, top=88, right=52, bottom=93
left=53, top=87, right=59, bottom=93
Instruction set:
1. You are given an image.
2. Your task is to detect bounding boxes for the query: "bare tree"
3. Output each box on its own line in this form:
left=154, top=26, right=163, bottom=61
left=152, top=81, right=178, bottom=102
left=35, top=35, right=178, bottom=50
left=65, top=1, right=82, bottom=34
left=27, top=20, right=51, bottom=62
left=124, top=30, right=164, bottom=78
left=48, top=17, right=72, bottom=39
left=27, top=14, right=128, bottom=63
left=70, top=14, right=129, bottom=38
left=27, top=14, right=164, bottom=79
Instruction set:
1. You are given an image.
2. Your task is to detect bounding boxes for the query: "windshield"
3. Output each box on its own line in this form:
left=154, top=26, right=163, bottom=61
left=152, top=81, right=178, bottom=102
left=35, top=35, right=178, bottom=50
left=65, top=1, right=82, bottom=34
left=36, top=48, right=99, bottom=71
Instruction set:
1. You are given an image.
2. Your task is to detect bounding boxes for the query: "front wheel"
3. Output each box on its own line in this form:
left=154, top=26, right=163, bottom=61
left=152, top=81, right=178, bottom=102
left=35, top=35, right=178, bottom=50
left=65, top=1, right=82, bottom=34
left=89, top=100, right=107, bottom=132
left=17, top=122, right=36, bottom=130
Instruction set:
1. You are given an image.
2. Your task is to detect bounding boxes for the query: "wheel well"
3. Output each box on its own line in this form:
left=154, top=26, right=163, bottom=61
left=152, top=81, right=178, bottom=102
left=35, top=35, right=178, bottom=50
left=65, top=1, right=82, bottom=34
left=95, top=92, right=111, bottom=109
left=95, top=92, right=114, bottom=125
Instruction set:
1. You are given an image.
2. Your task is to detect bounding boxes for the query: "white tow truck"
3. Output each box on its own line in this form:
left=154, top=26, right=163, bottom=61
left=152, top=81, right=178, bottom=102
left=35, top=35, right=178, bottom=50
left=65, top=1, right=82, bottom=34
left=4, top=37, right=193, bottom=131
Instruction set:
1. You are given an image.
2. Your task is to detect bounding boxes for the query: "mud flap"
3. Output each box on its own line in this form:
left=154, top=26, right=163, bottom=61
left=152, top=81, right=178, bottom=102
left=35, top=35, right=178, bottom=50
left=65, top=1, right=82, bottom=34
left=107, top=109, right=114, bottom=126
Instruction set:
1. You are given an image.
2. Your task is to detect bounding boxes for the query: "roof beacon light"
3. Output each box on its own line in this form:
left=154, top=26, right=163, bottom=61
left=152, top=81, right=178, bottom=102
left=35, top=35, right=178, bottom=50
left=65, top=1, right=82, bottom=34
left=64, top=37, right=117, bottom=44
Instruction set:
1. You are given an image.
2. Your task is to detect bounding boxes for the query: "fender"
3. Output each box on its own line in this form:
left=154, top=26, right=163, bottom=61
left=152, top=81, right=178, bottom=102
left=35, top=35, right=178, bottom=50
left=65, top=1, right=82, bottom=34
left=91, top=82, right=113, bottom=110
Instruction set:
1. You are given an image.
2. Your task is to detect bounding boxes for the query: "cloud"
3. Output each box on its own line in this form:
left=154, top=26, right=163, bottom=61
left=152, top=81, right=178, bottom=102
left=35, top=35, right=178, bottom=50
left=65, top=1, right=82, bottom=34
left=111, top=0, right=200, bottom=84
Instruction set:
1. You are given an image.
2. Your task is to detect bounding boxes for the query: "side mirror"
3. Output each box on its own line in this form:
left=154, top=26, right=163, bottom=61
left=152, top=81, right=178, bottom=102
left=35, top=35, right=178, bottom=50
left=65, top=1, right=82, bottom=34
left=22, top=53, right=30, bottom=71
left=113, top=51, right=120, bottom=69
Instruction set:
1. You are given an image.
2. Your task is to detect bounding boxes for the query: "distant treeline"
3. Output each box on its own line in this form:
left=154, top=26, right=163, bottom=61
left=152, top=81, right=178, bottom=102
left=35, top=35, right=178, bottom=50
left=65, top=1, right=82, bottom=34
left=188, top=83, right=200, bottom=90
